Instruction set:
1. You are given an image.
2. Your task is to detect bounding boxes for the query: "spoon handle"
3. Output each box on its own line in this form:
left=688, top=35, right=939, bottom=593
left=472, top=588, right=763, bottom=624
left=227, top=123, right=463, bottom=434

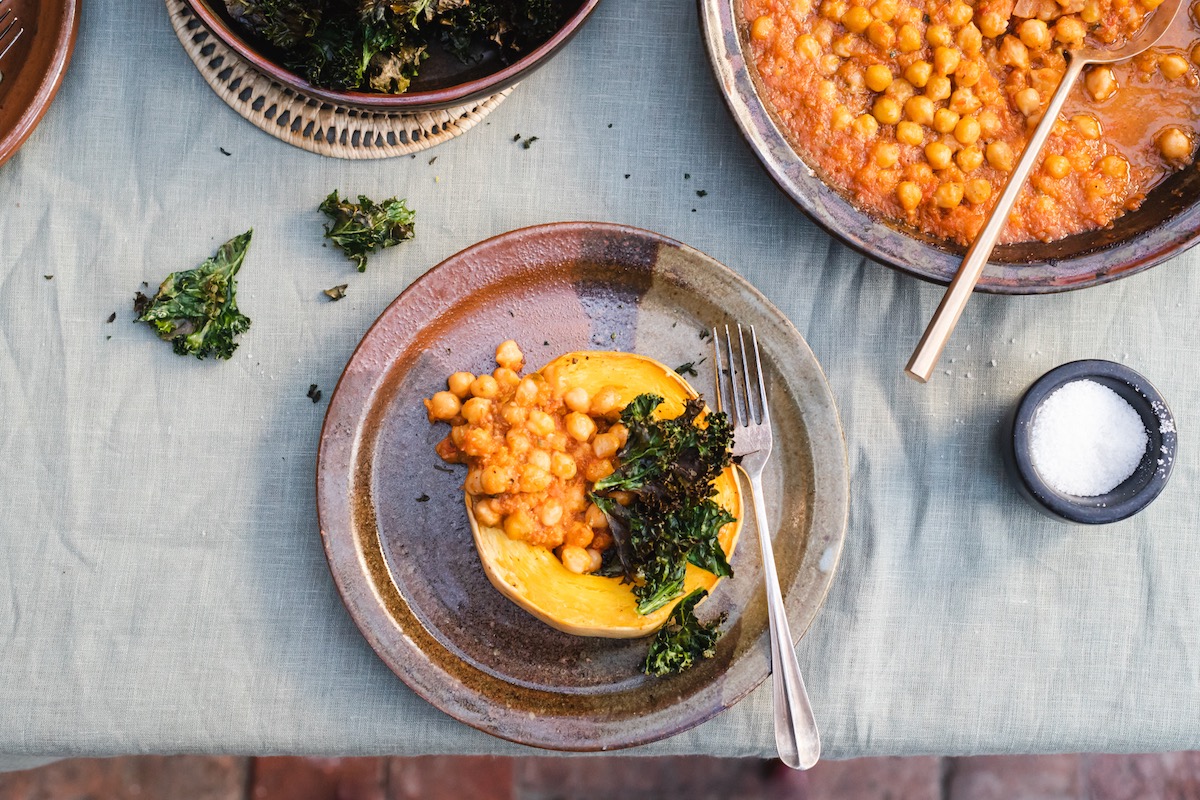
left=906, top=55, right=1087, bottom=382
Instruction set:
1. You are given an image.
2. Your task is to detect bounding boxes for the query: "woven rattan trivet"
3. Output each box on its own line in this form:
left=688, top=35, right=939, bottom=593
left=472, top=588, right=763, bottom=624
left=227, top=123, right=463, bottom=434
left=167, top=0, right=513, bottom=158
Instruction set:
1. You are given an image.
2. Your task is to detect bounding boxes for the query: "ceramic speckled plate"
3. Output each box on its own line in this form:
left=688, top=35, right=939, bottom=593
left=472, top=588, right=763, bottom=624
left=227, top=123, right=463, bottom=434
left=316, top=222, right=849, bottom=751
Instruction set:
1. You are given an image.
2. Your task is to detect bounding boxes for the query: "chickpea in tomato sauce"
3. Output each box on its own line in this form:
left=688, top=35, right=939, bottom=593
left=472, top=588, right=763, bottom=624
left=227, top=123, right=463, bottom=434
left=426, top=341, right=631, bottom=576
left=744, top=0, right=1200, bottom=245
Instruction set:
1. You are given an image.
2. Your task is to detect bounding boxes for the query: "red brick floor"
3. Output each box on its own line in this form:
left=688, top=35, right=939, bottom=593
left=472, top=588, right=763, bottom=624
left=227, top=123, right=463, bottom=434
left=1, top=754, right=1199, bottom=799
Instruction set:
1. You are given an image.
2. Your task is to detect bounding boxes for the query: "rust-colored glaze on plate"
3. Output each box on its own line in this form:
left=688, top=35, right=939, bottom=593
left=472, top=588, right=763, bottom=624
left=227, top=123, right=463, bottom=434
left=700, top=0, right=1200, bottom=294
left=316, top=222, right=849, bottom=751
left=184, top=0, right=601, bottom=112
left=0, top=0, right=78, bottom=168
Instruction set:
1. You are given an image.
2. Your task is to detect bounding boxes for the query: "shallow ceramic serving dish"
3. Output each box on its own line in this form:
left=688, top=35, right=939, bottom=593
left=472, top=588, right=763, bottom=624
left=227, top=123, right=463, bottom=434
left=184, top=0, right=601, bottom=111
left=699, top=0, right=1200, bottom=294
left=1008, top=360, right=1177, bottom=523
left=0, top=0, right=79, bottom=168
left=315, top=222, right=849, bottom=751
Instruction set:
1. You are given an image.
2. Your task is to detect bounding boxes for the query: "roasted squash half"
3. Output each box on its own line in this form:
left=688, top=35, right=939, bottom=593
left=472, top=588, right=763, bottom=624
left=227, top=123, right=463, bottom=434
left=466, top=351, right=742, bottom=638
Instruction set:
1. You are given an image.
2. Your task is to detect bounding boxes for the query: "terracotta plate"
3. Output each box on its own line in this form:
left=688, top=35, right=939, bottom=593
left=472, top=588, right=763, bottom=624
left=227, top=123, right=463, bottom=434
left=316, top=222, right=849, bottom=751
left=0, top=0, right=78, bottom=168
left=700, top=0, right=1200, bottom=294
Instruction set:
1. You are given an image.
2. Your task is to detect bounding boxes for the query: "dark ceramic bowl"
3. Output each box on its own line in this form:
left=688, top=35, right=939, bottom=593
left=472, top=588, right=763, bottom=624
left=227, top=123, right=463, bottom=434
left=699, top=0, right=1200, bottom=294
left=185, top=0, right=601, bottom=111
left=1008, top=360, right=1177, bottom=524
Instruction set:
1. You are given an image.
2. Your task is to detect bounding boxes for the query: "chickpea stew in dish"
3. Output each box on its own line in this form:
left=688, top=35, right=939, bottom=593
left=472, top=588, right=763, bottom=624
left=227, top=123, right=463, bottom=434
left=424, top=342, right=743, bottom=663
left=743, top=0, right=1200, bottom=245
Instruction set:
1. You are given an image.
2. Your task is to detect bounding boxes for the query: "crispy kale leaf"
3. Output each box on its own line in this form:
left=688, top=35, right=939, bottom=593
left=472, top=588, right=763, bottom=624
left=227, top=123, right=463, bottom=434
left=225, top=0, right=566, bottom=93
left=596, top=493, right=734, bottom=615
left=368, top=43, right=428, bottom=93
left=643, top=589, right=726, bottom=677
left=319, top=191, right=415, bottom=271
left=293, top=16, right=408, bottom=90
left=226, top=0, right=322, bottom=48
left=594, top=395, right=733, bottom=509
left=592, top=393, right=735, bottom=615
left=134, top=231, right=253, bottom=360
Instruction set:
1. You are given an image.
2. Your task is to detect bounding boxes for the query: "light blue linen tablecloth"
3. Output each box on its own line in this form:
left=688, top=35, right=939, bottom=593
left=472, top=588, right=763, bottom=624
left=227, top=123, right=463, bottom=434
left=1, top=0, right=1198, bottom=769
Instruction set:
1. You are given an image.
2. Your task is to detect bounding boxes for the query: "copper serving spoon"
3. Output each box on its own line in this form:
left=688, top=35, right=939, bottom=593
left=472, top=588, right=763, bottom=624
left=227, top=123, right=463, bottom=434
left=906, top=0, right=1185, bottom=383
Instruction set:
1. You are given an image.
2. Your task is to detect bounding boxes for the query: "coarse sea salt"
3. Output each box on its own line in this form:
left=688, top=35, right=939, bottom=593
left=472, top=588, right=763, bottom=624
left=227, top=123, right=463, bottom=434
left=1029, top=379, right=1148, bottom=497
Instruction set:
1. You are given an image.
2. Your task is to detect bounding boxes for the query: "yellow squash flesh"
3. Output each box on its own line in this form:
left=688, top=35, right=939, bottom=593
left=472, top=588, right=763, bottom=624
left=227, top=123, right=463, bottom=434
left=466, top=351, right=742, bottom=639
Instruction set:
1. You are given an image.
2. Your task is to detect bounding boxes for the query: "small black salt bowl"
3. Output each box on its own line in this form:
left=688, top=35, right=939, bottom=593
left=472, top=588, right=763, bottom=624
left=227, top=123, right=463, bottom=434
left=1008, top=360, right=1178, bottom=524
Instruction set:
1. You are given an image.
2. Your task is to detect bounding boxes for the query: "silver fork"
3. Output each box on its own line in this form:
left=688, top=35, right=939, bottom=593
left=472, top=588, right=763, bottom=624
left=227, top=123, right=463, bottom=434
left=0, top=0, right=25, bottom=73
left=713, top=324, right=820, bottom=770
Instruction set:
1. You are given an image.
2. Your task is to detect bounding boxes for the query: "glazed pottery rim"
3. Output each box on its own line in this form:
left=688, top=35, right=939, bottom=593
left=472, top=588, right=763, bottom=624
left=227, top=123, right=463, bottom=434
left=1011, top=359, right=1177, bottom=524
left=315, top=221, right=850, bottom=751
left=0, top=0, right=80, bottom=169
left=184, top=0, right=602, bottom=110
left=698, top=0, right=1200, bottom=295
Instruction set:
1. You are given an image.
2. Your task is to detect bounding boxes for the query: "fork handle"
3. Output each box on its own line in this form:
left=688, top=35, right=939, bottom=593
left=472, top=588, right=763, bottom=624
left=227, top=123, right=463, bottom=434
left=745, top=468, right=820, bottom=770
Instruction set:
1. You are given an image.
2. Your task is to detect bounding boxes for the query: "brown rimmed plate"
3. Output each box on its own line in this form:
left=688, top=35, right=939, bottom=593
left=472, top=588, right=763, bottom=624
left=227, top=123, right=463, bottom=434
left=700, top=0, right=1200, bottom=294
left=184, top=0, right=602, bottom=112
left=0, top=0, right=79, bottom=168
left=316, top=222, right=849, bottom=751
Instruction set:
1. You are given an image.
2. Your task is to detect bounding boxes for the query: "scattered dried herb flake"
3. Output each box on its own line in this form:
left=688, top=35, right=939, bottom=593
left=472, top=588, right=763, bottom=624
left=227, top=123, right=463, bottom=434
left=675, top=362, right=698, bottom=378
left=106, top=312, right=117, bottom=324
left=324, top=284, right=349, bottom=301
left=307, top=384, right=322, bottom=403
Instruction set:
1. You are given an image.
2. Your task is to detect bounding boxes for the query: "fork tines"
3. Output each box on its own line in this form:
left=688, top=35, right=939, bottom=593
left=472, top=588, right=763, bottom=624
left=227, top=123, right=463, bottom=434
left=711, top=324, right=770, bottom=429
left=0, top=7, right=24, bottom=63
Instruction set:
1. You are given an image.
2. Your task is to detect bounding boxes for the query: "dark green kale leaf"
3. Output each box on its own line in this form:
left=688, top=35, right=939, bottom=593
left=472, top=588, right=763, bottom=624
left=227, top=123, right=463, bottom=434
left=227, top=0, right=566, bottom=93
left=295, top=15, right=400, bottom=90
left=591, top=393, right=735, bottom=615
left=134, top=231, right=253, bottom=360
left=642, top=588, right=726, bottom=677
left=319, top=190, right=415, bottom=271
left=594, top=394, right=733, bottom=513
left=226, top=0, right=322, bottom=48
left=512, top=0, right=562, bottom=41
left=597, top=493, right=734, bottom=615
left=679, top=500, right=735, bottom=578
